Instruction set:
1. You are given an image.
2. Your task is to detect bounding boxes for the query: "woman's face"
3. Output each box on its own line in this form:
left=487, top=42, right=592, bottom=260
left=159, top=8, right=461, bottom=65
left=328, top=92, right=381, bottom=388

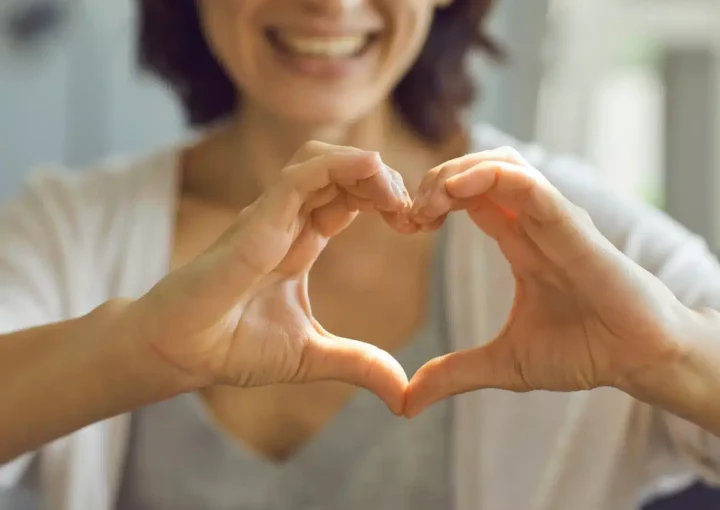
left=198, top=0, right=449, bottom=125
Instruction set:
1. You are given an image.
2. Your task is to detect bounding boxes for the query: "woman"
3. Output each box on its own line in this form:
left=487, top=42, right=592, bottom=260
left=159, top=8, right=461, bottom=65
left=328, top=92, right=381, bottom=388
left=1, top=0, right=719, bottom=509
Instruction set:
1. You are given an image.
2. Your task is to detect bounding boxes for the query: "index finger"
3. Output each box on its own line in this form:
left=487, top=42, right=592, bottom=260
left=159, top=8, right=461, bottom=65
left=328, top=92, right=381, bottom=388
left=412, top=147, right=545, bottom=223
left=259, top=151, right=408, bottom=231
left=444, top=160, right=563, bottom=224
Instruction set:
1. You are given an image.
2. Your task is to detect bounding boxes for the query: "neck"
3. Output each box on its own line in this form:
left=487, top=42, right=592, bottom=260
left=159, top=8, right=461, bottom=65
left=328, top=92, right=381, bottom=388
left=182, top=100, right=451, bottom=208
left=237, top=100, right=399, bottom=176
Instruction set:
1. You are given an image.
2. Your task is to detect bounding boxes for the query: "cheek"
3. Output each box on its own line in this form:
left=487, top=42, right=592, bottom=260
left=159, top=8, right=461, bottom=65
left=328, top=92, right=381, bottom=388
left=383, top=4, right=434, bottom=79
left=198, top=2, right=235, bottom=61
left=199, top=2, right=258, bottom=87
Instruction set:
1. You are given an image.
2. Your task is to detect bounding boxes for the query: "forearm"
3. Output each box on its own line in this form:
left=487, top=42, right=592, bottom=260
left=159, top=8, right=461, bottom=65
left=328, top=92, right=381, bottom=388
left=0, top=300, right=191, bottom=463
left=625, top=306, right=720, bottom=436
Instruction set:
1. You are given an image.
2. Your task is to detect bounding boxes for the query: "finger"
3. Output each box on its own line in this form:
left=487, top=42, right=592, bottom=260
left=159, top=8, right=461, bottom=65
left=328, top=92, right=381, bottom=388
left=465, top=196, right=515, bottom=240
left=302, top=184, right=340, bottom=212
left=412, top=147, right=530, bottom=219
left=412, top=182, right=476, bottom=225
left=302, top=333, right=409, bottom=415
left=414, top=150, right=503, bottom=204
left=404, top=341, right=522, bottom=418
left=413, top=166, right=443, bottom=207
left=466, top=196, right=546, bottom=270
left=256, top=151, right=402, bottom=233
left=447, top=162, right=607, bottom=272
left=288, top=140, right=361, bottom=165
left=252, top=151, right=379, bottom=231
left=444, top=161, right=558, bottom=223
left=313, top=193, right=359, bottom=238
left=289, top=141, right=408, bottom=208
left=380, top=209, right=418, bottom=234
left=350, top=165, right=411, bottom=213
left=380, top=173, right=417, bottom=233
left=418, top=213, right=447, bottom=233
left=413, top=178, right=454, bottom=225
left=345, top=193, right=370, bottom=212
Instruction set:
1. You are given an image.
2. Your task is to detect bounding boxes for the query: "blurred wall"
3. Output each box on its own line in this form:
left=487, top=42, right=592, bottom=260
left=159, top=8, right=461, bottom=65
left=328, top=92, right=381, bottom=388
left=0, top=0, right=186, bottom=201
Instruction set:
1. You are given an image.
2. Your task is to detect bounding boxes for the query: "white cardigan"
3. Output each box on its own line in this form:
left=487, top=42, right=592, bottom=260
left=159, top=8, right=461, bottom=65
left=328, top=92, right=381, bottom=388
left=1, top=125, right=720, bottom=510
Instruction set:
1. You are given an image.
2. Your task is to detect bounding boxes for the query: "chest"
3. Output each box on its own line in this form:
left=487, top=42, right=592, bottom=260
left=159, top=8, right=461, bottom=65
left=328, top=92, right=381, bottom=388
left=117, top=285, right=453, bottom=510
left=119, top=382, right=452, bottom=510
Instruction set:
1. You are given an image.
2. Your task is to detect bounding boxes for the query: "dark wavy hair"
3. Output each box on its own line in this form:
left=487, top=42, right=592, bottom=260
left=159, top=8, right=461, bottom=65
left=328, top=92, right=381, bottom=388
left=137, top=0, right=502, bottom=143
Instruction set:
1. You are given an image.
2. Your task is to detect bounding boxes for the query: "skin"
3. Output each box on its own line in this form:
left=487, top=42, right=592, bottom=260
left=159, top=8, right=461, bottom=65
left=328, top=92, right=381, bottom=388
left=1, top=0, right=720, bottom=467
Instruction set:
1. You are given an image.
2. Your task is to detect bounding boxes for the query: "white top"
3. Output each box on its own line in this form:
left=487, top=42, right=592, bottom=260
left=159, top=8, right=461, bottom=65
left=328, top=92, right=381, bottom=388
left=1, top=124, right=720, bottom=510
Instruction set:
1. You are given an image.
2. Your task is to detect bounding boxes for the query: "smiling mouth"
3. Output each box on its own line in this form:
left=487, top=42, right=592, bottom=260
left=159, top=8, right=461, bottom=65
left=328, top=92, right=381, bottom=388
left=265, top=29, right=379, bottom=59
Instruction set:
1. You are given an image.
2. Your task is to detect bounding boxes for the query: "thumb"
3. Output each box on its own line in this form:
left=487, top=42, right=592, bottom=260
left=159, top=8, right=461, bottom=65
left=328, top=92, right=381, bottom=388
left=404, top=341, right=522, bottom=418
left=300, top=333, right=409, bottom=415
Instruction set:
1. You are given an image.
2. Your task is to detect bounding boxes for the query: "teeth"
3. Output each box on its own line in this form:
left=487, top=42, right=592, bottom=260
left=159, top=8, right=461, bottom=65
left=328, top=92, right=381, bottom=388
left=276, top=33, right=369, bottom=58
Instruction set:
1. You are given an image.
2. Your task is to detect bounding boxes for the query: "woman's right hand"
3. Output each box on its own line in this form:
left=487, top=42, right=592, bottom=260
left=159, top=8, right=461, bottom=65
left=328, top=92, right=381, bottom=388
left=128, top=142, right=413, bottom=413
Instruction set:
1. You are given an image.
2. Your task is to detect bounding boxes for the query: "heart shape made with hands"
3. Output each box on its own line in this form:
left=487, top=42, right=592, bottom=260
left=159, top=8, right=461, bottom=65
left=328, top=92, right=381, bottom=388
left=260, top=143, right=581, bottom=419
left=161, top=142, right=658, bottom=424
left=302, top=144, right=666, bottom=421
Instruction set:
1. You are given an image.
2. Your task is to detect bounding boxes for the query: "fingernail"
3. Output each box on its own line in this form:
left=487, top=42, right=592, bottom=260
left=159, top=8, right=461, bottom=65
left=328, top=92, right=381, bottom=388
left=385, top=166, right=402, bottom=191
left=391, top=179, right=406, bottom=202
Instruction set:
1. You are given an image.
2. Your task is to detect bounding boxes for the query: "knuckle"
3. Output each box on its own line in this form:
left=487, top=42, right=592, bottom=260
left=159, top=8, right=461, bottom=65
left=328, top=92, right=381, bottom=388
left=298, top=140, right=326, bottom=158
left=356, top=151, right=383, bottom=172
left=279, top=165, right=300, bottom=188
left=437, top=164, right=455, bottom=179
left=573, top=204, right=594, bottom=226
left=496, top=145, right=523, bottom=162
left=290, top=140, right=332, bottom=165
left=426, top=165, right=445, bottom=182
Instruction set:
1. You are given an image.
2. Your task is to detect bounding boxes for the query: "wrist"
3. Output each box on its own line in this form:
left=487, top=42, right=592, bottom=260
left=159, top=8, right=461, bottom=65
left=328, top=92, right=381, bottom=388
left=85, top=299, right=201, bottom=401
left=621, top=303, right=720, bottom=431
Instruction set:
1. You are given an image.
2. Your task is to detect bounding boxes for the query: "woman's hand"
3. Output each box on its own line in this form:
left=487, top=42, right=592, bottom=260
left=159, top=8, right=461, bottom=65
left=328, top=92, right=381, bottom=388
left=130, top=142, right=413, bottom=414
left=404, top=146, right=696, bottom=417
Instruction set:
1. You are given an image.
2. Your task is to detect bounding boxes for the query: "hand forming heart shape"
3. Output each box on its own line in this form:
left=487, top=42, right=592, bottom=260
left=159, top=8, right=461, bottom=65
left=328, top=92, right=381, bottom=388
left=132, top=142, right=688, bottom=419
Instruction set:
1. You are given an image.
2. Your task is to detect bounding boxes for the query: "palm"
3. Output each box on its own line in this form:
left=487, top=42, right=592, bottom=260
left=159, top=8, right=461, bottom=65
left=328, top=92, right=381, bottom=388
left=493, top=210, right=681, bottom=393
left=226, top=276, right=314, bottom=386
left=495, top=279, right=603, bottom=392
left=221, top=206, right=351, bottom=387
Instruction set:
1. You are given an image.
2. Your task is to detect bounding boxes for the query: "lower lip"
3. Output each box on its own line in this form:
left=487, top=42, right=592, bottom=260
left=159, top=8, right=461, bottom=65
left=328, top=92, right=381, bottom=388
left=265, top=32, right=378, bottom=79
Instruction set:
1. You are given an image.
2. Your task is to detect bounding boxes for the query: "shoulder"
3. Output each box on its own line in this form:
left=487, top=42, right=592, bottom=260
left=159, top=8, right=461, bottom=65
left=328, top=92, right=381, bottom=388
left=0, top=148, right=179, bottom=319
left=9, top=149, right=177, bottom=227
left=1, top=148, right=178, bottom=250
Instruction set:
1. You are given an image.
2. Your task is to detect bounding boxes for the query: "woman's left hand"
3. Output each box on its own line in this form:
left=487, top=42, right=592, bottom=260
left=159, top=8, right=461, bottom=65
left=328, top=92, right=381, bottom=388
left=404, top=147, right=696, bottom=417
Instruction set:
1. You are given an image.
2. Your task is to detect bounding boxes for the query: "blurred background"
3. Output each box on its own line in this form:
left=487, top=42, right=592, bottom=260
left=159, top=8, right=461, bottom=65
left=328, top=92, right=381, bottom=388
left=0, top=0, right=719, bottom=508
left=2, top=0, right=720, bottom=252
